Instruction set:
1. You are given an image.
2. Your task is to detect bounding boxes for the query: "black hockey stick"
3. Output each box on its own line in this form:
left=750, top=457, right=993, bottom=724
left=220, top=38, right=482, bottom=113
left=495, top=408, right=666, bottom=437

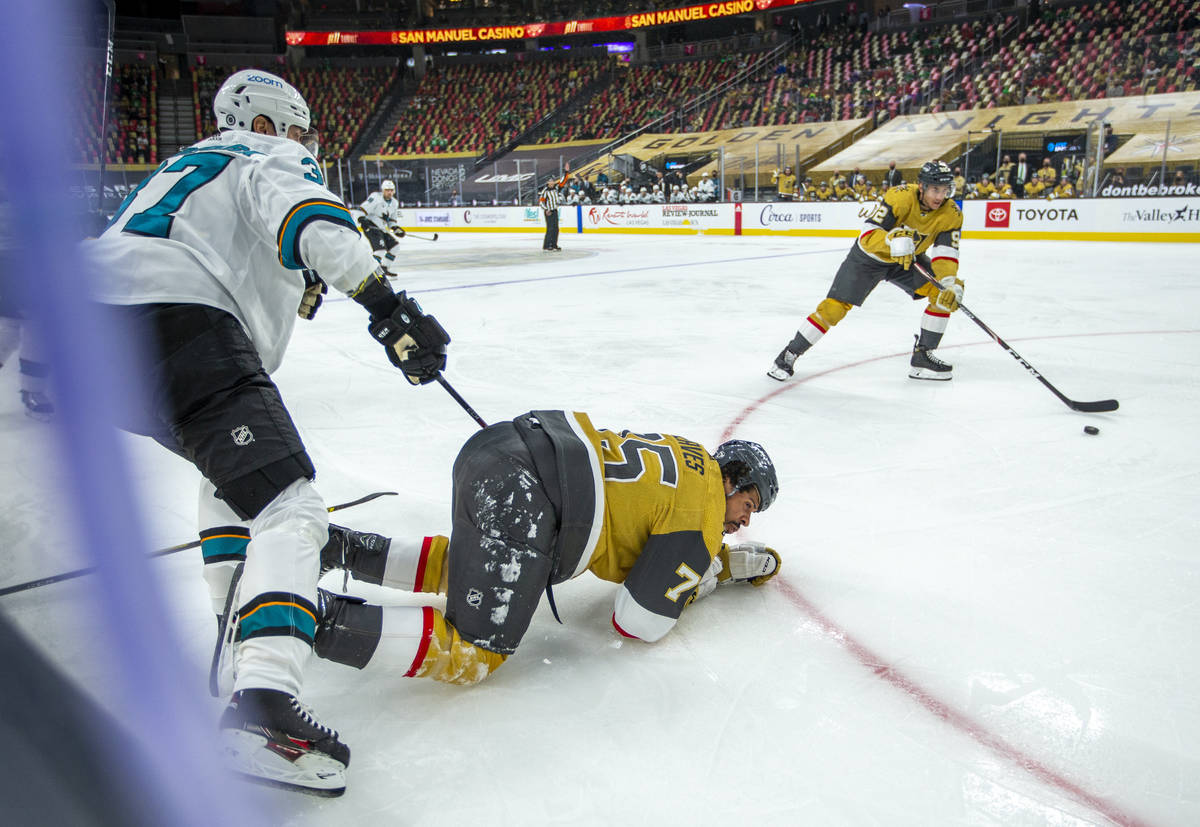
left=0, top=491, right=399, bottom=598
left=404, top=229, right=439, bottom=241
left=437, top=374, right=488, bottom=428
left=913, top=262, right=1118, bottom=413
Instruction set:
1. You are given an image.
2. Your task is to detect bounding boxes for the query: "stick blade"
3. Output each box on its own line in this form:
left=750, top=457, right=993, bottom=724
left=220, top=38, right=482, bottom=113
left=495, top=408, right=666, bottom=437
left=1070, top=399, right=1119, bottom=413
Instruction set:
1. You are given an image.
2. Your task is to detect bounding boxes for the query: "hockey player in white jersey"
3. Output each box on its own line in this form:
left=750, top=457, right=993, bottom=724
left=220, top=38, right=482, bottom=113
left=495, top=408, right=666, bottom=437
left=358, top=179, right=402, bottom=276
left=87, top=69, right=450, bottom=796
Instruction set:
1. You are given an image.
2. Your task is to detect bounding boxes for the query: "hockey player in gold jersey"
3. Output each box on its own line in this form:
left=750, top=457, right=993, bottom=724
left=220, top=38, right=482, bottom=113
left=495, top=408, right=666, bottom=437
left=768, top=160, right=965, bottom=382
left=305, top=412, right=780, bottom=685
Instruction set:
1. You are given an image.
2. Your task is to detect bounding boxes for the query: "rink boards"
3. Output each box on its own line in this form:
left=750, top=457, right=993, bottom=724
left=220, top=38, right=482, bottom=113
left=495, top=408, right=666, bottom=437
left=390, top=198, right=1200, bottom=242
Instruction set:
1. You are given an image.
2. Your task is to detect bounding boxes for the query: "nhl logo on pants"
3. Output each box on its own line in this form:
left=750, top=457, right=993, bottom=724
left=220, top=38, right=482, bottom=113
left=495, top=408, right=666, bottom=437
left=231, top=425, right=255, bottom=446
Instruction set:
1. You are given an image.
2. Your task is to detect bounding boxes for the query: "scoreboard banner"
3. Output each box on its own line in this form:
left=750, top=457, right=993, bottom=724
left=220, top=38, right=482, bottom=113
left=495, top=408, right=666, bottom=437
left=286, top=0, right=810, bottom=47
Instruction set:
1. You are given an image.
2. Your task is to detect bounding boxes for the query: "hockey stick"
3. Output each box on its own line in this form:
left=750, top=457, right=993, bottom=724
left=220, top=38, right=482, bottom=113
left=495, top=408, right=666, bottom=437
left=0, top=491, right=399, bottom=598
left=403, top=230, right=439, bottom=241
left=912, top=261, right=1118, bottom=413
left=436, top=374, right=488, bottom=429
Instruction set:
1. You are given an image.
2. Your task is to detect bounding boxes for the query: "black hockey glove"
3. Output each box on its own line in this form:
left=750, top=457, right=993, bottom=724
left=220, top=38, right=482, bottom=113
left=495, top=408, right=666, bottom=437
left=367, top=291, right=449, bottom=385
left=297, top=269, right=328, bottom=320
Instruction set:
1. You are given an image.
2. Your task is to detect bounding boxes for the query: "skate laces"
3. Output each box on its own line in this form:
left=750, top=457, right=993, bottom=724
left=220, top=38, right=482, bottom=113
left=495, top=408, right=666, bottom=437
left=290, top=697, right=339, bottom=740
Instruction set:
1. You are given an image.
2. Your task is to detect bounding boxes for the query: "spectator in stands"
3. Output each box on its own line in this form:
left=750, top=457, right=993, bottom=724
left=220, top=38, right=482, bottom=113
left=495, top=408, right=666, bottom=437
left=450, top=189, right=462, bottom=207
left=1172, top=169, right=1189, bottom=188
left=884, top=160, right=902, bottom=187
left=1110, top=167, right=1126, bottom=187
left=952, top=166, right=966, bottom=197
left=974, top=173, right=996, bottom=199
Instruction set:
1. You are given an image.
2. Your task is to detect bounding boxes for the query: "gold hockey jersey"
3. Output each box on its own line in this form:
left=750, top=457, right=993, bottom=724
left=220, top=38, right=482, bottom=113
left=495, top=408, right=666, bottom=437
left=541, top=412, right=728, bottom=643
left=856, top=183, right=962, bottom=280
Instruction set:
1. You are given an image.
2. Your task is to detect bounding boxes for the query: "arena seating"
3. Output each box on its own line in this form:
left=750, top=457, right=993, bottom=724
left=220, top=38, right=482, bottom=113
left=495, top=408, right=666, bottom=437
left=79, top=0, right=1200, bottom=169
left=194, top=65, right=395, bottom=158
left=77, top=64, right=157, bottom=165
left=377, top=58, right=604, bottom=155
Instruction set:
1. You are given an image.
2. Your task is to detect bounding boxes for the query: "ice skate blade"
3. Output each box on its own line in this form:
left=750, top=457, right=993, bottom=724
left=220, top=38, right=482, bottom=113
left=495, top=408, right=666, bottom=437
left=221, top=729, right=347, bottom=797
left=908, top=366, right=953, bottom=381
left=766, top=366, right=792, bottom=382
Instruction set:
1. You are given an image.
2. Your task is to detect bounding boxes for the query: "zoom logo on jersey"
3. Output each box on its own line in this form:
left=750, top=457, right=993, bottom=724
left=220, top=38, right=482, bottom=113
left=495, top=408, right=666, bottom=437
left=231, top=425, right=255, bottom=446
left=984, top=201, right=1011, bottom=228
left=245, top=74, right=284, bottom=88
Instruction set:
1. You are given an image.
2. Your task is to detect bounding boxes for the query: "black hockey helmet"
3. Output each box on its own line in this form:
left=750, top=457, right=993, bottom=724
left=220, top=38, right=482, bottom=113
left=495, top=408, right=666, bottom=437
left=918, top=160, right=955, bottom=194
left=714, top=440, right=779, bottom=512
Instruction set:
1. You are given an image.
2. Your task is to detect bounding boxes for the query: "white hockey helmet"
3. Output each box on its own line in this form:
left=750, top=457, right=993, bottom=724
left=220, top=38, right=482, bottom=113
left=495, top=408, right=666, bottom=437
left=213, top=69, right=312, bottom=140
left=381, top=179, right=396, bottom=192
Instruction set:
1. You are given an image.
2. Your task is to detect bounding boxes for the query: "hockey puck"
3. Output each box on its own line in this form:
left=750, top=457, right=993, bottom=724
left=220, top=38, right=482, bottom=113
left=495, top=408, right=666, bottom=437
left=1083, top=425, right=1100, bottom=435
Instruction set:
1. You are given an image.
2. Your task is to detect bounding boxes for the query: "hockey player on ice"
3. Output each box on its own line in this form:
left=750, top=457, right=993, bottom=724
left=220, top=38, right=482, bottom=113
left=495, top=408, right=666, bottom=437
left=768, top=160, right=965, bottom=382
left=356, top=178, right=402, bottom=277
left=304, top=416, right=782, bottom=686
left=86, top=69, right=450, bottom=796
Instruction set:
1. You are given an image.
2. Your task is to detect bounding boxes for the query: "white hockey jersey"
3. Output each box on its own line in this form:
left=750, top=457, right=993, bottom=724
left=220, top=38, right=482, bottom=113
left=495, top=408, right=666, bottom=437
left=360, top=190, right=400, bottom=231
left=87, top=130, right=377, bottom=373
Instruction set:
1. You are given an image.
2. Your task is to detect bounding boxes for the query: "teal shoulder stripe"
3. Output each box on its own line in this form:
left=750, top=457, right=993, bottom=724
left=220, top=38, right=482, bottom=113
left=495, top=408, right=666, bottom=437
left=277, top=200, right=358, bottom=270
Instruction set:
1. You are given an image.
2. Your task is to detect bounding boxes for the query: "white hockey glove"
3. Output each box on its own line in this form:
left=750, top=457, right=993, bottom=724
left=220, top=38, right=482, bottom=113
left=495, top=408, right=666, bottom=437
left=931, top=275, right=964, bottom=312
left=885, top=227, right=916, bottom=270
left=720, top=542, right=781, bottom=586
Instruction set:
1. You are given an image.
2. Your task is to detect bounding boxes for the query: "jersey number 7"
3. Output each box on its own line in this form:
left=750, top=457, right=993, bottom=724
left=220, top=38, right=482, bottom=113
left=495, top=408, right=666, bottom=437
left=114, top=152, right=234, bottom=239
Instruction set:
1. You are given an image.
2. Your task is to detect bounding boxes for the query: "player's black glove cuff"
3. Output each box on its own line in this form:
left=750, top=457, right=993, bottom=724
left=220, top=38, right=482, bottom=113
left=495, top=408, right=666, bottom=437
left=367, top=292, right=450, bottom=385
left=351, top=271, right=401, bottom=320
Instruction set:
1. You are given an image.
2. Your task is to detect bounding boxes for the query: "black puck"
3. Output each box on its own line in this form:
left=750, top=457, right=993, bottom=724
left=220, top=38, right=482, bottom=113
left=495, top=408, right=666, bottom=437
left=1083, top=425, right=1100, bottom=435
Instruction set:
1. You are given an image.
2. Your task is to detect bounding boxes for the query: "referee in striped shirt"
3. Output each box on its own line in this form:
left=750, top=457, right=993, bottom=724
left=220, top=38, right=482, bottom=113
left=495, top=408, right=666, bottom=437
left=539, top=162, right=570, bottom=251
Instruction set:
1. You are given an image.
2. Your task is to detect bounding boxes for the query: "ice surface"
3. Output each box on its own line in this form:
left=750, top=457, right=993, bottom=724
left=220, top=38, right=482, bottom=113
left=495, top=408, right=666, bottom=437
left=1, top=232, right=1197, bottom=825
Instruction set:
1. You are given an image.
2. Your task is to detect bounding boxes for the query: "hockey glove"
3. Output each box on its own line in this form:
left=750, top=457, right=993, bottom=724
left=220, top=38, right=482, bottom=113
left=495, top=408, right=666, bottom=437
left=931, top=276, right=964, bottom=312
left=718, top=542, right=781, bottom=586
left=297, top=270, right=328, bottom=320
left=367, top=291, right=450, bottom=385
left=388, top=224, right=406, bottom=238
left=886, top=227, right=916, bottom=270
left=690, top=554, right=724, bottom=604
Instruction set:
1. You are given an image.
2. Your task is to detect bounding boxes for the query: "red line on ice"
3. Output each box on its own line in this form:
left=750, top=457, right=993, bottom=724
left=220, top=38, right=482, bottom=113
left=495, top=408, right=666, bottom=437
left=717, top=332, right=1192, bottom=827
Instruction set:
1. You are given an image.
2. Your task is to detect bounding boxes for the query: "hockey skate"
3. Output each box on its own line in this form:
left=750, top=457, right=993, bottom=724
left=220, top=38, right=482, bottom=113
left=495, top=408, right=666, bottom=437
left=20, top=390, right=54, bottom=422
left=219, top=688, right=350, bottom=797
left=766, top=348, right=799, bottom=382
left=320, top=524, right=391, bottom=585
left=909, top=336, right=953, bottom=380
